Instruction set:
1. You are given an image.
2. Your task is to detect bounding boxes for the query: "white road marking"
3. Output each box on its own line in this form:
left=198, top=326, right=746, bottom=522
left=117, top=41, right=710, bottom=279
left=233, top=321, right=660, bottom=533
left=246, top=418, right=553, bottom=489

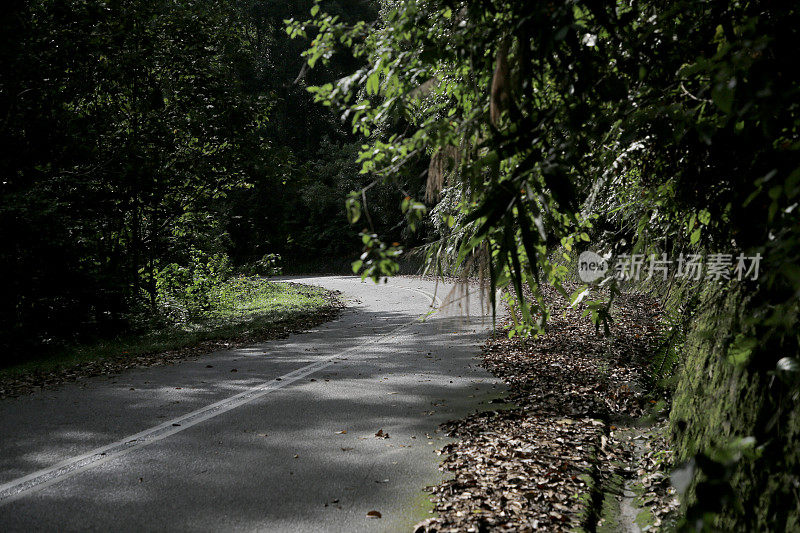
left=0, top=284, right=441, bottom=506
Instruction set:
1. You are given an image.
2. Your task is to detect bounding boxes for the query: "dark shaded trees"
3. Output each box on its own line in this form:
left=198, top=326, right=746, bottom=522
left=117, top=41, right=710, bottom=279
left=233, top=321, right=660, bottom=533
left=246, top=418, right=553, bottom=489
left=0, top=0, right=267, bottom=359
left=0, top=0, right=393, bottom=363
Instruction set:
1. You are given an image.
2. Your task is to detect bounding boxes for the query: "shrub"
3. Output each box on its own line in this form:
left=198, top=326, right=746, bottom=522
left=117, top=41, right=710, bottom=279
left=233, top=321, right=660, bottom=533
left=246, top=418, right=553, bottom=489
left=153, top=251, right=232, bottom=322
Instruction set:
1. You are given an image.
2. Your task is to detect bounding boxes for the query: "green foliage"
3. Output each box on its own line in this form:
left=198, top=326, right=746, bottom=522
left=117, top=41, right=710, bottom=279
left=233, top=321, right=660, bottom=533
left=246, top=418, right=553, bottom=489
left=296, top=139, right=401, bottom=258
left=0, top=278, right=334, bottom=380
left=292, top=0, right=800, bottom=527
left=0, top=0, right=381, bottom=363
left=351, top=231, right=402, bottom=282
left=291, top=0, right=799, bottom=334
left=0, top=0, right=273, bottom=362
left=152, top=251, right=232, bottom=323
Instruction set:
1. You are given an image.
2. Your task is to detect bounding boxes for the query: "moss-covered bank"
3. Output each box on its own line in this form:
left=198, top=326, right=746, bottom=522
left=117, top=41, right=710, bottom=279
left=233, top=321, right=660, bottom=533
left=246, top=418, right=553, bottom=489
left=666, top=282, right=800, bottom=530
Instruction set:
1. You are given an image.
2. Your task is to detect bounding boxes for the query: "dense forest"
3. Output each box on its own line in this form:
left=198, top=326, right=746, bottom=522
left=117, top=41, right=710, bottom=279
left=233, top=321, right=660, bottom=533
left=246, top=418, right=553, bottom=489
left=2, top=0, right=799, bottom=530
left=0, top=0, right=404, bottom=360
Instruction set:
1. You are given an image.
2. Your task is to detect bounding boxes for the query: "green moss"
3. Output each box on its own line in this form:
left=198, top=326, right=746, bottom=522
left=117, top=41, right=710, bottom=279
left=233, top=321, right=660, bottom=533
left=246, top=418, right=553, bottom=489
left=409, top=489, right=437, bottom=523
left=571, top=473, right=597, bottom=533
left=595, top=473, right=625, bottom=533
left=666, top=281, right=800, bottom=530
left=635, top=508, right=655, bottom=529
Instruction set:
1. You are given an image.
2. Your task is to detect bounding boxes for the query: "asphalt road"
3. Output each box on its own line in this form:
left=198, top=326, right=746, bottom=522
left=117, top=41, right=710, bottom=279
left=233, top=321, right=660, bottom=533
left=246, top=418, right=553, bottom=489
left=0, top=276, right=504, bottom=532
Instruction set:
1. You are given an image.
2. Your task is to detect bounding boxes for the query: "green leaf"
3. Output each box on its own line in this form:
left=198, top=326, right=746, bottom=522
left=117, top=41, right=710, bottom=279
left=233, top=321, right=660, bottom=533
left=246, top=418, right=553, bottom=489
left=345, top=195, right=361, bottom=224
left=711, top=82, right=734, bottom=114
left=366, top=73, right=379, bottom=95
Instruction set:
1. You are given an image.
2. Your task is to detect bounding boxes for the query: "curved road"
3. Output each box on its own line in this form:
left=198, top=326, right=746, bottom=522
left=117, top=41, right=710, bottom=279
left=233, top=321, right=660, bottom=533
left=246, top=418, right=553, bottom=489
left=0, top=276, right=503, bottom=532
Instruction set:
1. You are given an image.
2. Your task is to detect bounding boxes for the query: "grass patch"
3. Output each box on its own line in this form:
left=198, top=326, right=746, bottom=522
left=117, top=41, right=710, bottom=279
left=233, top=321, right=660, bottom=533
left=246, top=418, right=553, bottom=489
left=0, top=278, right=340, bottom=391
left=208, top=277, right=332, bottom=322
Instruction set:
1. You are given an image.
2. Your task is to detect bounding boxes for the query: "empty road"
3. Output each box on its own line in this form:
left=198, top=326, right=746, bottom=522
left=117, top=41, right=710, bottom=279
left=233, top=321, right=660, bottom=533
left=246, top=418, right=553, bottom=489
left=0, top=276, right=503, bottom=532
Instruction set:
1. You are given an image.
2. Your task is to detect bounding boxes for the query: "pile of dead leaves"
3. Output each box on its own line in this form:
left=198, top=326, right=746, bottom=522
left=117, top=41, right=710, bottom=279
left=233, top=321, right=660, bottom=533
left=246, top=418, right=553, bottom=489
left=415, top=286, right=677, bottom=532
left=0, top=290, right=343, bottom=399
left=418, top=410, right=604, bottom=532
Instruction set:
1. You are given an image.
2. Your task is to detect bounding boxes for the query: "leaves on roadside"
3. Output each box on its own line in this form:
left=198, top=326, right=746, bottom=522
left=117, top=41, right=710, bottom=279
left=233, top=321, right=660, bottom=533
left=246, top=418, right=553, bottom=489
left=415, top=284, right=672, bottom=532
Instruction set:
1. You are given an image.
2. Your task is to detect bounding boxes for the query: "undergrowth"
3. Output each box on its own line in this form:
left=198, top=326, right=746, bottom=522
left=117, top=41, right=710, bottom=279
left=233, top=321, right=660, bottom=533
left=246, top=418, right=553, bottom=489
left=0, top=278, right=333, bottom=379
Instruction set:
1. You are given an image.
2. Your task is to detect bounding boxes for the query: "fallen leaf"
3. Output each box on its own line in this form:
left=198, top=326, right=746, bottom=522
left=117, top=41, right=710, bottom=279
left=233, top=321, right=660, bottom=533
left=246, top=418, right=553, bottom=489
left=411, top=283, right=667, bottom=532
